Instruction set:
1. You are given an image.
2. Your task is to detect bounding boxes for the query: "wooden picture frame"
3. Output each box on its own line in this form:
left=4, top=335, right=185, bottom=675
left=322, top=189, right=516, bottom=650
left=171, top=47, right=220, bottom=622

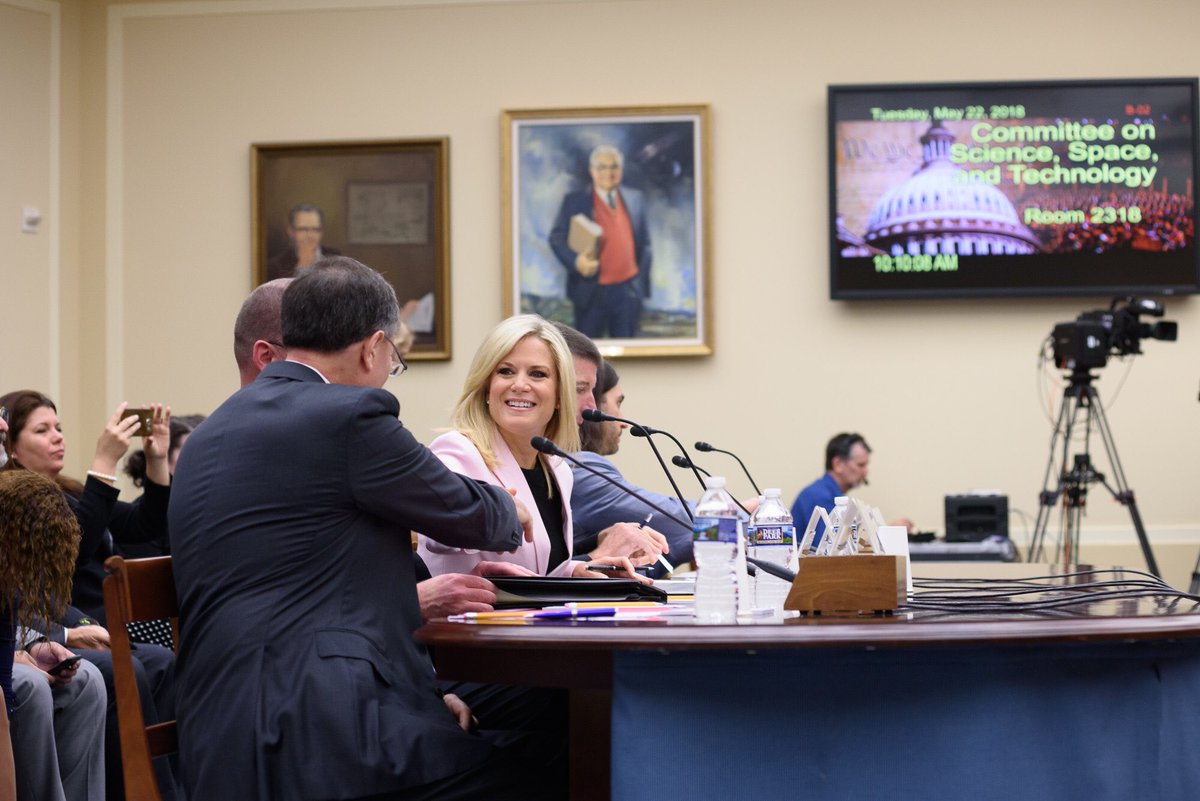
left=252, top=138, right=451, bottom=359
left=502, top=106, right=712, bottom=358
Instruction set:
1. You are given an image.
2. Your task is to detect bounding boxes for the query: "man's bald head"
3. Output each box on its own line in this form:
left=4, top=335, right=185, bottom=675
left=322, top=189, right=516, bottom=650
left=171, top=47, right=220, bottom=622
left=234, top=278, right=291, bottom=386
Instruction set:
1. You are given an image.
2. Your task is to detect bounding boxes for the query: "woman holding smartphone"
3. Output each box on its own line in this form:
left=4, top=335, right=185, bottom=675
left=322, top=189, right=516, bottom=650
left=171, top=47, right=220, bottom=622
left=0, top=390, right=178, bottom=801
left=0, top=391, right=171, bottom=621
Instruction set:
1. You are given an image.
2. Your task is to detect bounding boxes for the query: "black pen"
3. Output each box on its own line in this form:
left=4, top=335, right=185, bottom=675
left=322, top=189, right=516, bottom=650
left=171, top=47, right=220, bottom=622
left=586, top=564, right=623, bottom=573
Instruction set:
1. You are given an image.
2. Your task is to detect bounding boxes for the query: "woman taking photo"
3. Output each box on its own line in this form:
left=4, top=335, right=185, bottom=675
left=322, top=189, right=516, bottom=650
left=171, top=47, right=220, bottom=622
left=419, top=315, right=637, bottom=578
left=0, top=391, right=170, bottom=621
left=0, top=391, right=178, bottom=801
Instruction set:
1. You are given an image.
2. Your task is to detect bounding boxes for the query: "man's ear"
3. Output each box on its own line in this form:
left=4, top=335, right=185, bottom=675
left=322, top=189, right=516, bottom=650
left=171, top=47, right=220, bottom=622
left=361, top=331, right=385, bottom=373
left=252, top=340, right=279, bottom=372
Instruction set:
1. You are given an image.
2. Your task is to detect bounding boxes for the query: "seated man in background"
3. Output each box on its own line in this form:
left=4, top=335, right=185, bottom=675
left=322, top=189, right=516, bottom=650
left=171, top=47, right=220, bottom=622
left=173, top=257, right=558, bottom=800
left=550, top=323, right=672, bottom=571
left=571, top=361, right=691, bottom=577
left=791, top=432, right=914, bottom=545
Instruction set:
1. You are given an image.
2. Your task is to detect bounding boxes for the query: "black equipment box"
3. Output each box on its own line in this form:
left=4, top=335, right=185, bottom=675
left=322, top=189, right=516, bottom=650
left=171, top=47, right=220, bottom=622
left=944, top=494, right=1008, bottom=542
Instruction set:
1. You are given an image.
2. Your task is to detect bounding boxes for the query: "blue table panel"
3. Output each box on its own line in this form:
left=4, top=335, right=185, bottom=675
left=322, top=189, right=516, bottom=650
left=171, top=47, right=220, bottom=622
left=613, top=640, right=1200, bottom=801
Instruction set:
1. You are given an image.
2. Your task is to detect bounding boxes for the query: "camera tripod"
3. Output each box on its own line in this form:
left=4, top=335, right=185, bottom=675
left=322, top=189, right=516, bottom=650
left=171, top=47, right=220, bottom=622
left=1029, top=368, right=1160, bottom=578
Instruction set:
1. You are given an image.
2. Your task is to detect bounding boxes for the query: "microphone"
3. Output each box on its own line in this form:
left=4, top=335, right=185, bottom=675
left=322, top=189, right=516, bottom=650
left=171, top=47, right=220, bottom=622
left=670, top=455, right=753, bottom=516
left=586, top=408, right=709, bottom=492
left=580, top=409, right=696, bottom=514
left=530, top=437, right=693, bottom=529
left=745, top=556, right=796, bottom=583
left=672, top=454, right=710, bottom=478
left=694, top=441, right=762, bottom=496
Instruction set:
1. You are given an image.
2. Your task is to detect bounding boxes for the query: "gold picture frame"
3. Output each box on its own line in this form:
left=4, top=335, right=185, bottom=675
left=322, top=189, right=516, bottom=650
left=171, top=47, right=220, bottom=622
left=251, top=138, right=452, bottom=360
left=501, top=105, right=712, bottom=358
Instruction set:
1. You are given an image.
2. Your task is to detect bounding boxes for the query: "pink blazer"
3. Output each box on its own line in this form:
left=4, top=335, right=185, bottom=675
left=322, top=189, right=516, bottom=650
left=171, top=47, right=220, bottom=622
left=417, top=429, right=578, bottom=577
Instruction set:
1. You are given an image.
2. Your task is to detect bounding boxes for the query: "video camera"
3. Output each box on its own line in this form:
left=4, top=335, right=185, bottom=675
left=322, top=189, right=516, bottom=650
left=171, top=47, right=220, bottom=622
left=1051, top=296, right=1177, bottom=371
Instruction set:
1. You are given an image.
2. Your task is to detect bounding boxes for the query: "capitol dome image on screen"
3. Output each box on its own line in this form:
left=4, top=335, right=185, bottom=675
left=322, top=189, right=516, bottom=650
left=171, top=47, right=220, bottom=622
left=858, top=123, right=1040, bottom=257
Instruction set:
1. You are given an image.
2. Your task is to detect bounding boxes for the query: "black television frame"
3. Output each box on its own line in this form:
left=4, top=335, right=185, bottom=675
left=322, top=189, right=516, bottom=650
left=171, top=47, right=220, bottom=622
left=828, top=77, right=1200, bottom=300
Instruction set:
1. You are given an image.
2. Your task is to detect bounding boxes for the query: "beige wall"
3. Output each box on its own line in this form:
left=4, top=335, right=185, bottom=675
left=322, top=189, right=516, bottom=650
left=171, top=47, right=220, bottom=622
left=8, top=0, right=1200, bottom=586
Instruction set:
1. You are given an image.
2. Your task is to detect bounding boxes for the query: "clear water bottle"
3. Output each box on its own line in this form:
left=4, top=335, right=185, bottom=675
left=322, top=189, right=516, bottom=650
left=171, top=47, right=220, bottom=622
left=692, top=476, right=741, bottom=623
left=748, top=488, right=795, bottom=612
left=816, top=496, right=850, bottom=556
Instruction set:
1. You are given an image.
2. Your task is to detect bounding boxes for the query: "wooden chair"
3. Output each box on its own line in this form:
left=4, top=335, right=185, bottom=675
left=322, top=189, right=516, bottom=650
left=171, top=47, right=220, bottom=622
left=102, top=556, right=179, bottom=801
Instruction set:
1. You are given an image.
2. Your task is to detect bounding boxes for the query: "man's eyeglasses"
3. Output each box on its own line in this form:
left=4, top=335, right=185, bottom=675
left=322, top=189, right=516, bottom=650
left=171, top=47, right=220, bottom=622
left=0, top=406, right=8, bottom=442
left=388, top=340, right=408, bottom=378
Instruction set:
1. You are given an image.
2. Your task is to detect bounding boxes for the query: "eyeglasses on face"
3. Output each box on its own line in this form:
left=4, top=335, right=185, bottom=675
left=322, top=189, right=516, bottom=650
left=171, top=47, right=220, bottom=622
left=388, top=339, right=408, bottom=378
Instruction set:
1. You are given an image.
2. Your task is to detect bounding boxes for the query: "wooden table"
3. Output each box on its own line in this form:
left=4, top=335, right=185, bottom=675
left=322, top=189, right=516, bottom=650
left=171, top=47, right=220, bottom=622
left=417, top=569, right=1200, bottom=801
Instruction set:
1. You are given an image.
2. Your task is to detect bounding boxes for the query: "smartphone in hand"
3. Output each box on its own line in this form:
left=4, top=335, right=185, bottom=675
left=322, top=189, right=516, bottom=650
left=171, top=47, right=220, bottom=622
left=48, top=655, right=82, bottom=676
left=122, top=407, right=154, bottom=436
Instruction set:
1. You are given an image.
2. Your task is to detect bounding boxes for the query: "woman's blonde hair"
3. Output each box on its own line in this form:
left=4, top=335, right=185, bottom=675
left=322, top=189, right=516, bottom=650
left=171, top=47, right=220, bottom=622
left=451, top=315, right=579, bottom=469
left=0, top=470, right=80, bottom=634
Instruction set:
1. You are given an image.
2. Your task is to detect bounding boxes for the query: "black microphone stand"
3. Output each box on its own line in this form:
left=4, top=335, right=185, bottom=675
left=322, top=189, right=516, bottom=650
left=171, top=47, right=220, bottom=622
left=632, top=427, right=707, bottom=491
left=671, top=455, right=752, bottom=516
left=530, top=437, right=693, bottom=528
left=581, top=410, right=696, bottom=516
left=672, top=454, right=710, bottom=478
left=695, top=441, right=762, bottom=496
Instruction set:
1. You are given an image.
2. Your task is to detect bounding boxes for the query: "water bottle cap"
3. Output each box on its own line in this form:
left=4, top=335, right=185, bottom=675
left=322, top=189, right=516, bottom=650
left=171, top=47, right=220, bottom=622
left=834, top=496, right=849, bottom=505
left=763, top=488, right=782, bottom=498
left=703, top=476, right=726, bottom=489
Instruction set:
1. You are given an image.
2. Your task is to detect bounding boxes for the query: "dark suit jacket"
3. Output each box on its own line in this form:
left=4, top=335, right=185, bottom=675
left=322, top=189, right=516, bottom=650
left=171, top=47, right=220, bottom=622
left=548, top=186, right=652, bottom=311
left=169, top=361, right=523, bottom=800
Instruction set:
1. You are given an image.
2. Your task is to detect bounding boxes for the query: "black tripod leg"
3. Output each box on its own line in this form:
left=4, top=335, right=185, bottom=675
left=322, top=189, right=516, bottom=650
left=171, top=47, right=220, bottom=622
left=1122, top=493, right=1161, bottom=579
left=1089, top=387, right=1161, bottom=579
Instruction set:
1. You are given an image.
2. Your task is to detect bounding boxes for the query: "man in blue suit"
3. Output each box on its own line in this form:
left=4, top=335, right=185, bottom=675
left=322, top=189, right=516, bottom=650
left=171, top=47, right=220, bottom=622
left=549, top=145, right=652, bottom=338
left=170, top=257, right=554, bottom=801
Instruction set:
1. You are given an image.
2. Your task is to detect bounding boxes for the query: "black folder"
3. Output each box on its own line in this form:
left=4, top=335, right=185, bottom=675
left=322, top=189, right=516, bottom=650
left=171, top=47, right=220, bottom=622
left=489, top=576, right=668, bottom=608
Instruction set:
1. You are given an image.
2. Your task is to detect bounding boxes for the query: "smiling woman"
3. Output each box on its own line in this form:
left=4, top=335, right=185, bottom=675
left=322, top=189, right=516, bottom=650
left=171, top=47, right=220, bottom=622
left=418, top=315, right=592, bottom=577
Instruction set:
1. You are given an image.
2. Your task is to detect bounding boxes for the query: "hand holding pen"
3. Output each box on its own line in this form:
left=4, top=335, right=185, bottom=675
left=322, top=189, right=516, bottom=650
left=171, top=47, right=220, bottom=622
left=573, top=556, right=652, bottom=583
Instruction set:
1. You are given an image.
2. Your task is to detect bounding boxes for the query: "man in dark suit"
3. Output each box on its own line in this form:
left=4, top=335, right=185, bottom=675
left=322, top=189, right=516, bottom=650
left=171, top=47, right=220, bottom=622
left=170, top=257, right=552, bottom=801
left=549, top=145, right=652, bottom=338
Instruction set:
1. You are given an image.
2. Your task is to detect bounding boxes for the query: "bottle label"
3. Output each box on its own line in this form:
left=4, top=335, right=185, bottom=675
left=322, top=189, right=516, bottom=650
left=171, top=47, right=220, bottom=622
left=692, top=516, right=739, bottom=544
left=750, top=524, right=795, bottom=547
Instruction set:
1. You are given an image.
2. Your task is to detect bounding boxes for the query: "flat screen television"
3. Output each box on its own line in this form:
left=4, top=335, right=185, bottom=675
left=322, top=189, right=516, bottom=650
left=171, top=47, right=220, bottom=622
left=828, top=78, right=1200, bottom=300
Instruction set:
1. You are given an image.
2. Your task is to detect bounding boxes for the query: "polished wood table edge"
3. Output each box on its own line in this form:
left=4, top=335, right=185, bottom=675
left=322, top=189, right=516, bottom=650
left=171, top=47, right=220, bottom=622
left=417, top=613, right=1200, bottom=651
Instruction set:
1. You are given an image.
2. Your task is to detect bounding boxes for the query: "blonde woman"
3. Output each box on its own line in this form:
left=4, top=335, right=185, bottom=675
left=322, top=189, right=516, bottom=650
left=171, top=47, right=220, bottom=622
left=419, top=315, right=637, bottom=578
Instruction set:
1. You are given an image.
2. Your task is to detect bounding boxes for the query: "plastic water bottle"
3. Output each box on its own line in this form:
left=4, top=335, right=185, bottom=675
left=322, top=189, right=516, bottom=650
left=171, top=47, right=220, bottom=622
left=747, top=488, right=795, bottom=612
left=692, top=476, right=741, bottom=623
left=816, top=496, right=850, bottom=556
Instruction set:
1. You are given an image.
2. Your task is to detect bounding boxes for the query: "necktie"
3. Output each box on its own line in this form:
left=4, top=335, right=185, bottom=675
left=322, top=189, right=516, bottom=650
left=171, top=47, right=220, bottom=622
left=607, top=191, right=617, bottom=209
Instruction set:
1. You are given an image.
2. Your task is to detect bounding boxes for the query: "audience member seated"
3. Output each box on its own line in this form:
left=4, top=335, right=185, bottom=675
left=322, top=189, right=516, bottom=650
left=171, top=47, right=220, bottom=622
left=418, top=314, right=642, bottom=580
left=1, top=470, right=105, bottom=801
left=0, top=391, right=178, bottom=800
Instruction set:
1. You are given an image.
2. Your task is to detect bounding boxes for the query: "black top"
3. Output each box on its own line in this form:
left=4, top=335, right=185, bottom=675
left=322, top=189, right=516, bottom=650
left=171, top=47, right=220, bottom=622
left=68, top=475, right=170, bottom=623
left=522, top=460, right=567, bottom=573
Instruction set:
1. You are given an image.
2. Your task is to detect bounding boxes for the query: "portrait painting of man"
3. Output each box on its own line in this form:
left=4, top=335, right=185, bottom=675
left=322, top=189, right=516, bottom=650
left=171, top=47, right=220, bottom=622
left=252, top=139, right=452, bottom=359
left=503, top=106, right=712, bottom=357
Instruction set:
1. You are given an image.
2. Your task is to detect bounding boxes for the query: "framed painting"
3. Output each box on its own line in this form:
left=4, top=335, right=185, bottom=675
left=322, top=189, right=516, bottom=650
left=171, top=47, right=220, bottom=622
left=502, top=106, right=712, bottom=357
left=252, top=138, right=451, bottom=359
